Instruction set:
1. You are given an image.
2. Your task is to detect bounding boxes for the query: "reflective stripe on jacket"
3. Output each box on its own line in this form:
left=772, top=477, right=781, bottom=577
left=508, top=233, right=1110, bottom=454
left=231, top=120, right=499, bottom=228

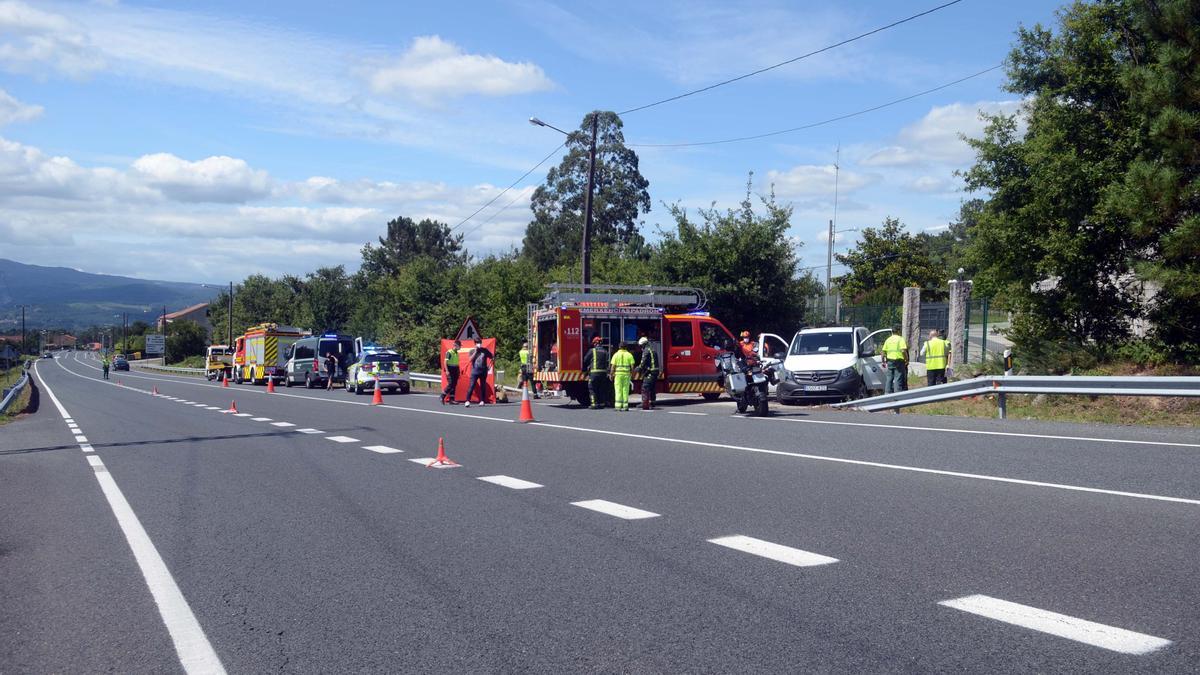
left=446, top=349, right=459, bottom=367
left=611, top=349, right=635, bottom=373
left=925, top=338, right=949, bottom=370
left=882, top=334, right=908, bottom=361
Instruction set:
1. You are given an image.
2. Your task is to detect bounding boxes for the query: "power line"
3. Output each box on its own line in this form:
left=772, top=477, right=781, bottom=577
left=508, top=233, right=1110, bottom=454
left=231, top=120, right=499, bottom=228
left=460, top=180, right=538, bottom=242
left=451, top=142, right=565, bottom=233
left=630, top=64, right=1002, bottom=148
left=618, top=0, right=967, bottom=115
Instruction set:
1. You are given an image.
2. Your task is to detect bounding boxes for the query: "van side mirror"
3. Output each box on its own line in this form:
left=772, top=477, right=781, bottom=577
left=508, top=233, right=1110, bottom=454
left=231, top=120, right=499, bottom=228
left=772, top=352, right=785, bottom=360
left=859, top=341, right=874, bottom=357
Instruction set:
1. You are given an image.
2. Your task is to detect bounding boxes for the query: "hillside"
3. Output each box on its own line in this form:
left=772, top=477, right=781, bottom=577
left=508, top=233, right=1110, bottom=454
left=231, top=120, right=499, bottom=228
left=0, top=258, right=217, bottom=330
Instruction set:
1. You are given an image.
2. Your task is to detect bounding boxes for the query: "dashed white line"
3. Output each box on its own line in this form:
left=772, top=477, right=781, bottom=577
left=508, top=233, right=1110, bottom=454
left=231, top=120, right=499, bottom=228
left=408, top=457, right=460, bottom=468
left=295, top=428, right=323, bottom=434
left=86, top=455, right=104, bottom=468
left=708, top=535, right=838, bottom=567
left=939, top=594, right=1171, bottom=655
left=571, top=499, right=660, bottom=520
left=204, top=406, right=222, bottom=411
left=326, top=435, right=359, bottom=443
left=667, top=411, right=707, bottom=416
left=270, top=422, right=296, bottom=428
left=233, top=413, right=252, bottom=417
left=478, top=475, right=543, bottom=490
left=362, top=445, right=403, bottom=454
left=74, top=434, right=88, bottom=443
left=251, top=417, right=272, bottom=422
left=80, top=444, right=94, bottom=453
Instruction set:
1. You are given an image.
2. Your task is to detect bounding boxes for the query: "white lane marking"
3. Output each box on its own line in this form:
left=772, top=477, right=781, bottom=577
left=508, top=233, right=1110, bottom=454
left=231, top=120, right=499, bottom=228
left=708, top=535, right=838, bottom=567
left=529, top=421, right=1200, bottom=507
left=204, top=406, right=222, bottom=411
left=326, top=435, right=359, bottom=443
left=33, top=362, right=228, bottom=674
left=270, top=422, right=295, bottom=428
left=408, top=457, right=460, bottom=468
left=296, top=428, right=323, bottom=434
left=74, top=434, right=88, bottom=443
left=571, top=499, right=660, bottom=520
left=234, top=413, right=252, bottom=417
left=478, top=475, right=543, bottom=490
left=362, top=445, right=403, bottom=454
left=80, top=444, right=94, bottom=453
left=939, top=595, right=1171, bottom=655
left=667, top=411, right=707, bottom=416
left=251, top=417, right=272, bottom=422
left=86, top=455, right=104, bottom=468
left=64, top=418, right=73, bottom=423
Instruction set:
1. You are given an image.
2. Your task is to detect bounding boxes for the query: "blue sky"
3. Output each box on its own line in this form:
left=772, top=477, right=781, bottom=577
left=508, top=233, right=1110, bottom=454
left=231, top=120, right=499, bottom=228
left=0, top=0, right=1057, bottom=285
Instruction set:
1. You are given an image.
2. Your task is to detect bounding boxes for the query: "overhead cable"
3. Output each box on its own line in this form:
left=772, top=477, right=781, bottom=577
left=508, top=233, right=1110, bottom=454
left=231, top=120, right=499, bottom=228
left=618, top=0, right=967, bottom=115
left=452, top=142, right=565, bottom=232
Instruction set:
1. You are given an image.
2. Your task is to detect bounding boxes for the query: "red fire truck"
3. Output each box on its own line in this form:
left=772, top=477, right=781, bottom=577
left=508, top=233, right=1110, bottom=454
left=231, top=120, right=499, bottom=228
left=530, top=284, right=740, bottom=405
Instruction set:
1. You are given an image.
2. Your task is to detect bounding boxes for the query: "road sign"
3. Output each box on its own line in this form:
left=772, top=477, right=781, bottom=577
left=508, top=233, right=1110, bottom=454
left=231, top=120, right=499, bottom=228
left=454, top=316, right=482, bottom=342
left=145, top=334, right=165, bottom=354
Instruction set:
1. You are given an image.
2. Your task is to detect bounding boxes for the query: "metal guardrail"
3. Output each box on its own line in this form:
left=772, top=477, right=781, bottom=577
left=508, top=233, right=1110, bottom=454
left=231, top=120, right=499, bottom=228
left=1, top=368, right=29, bottom=414
left=833, top=375, right=1200, bottom=419
left=410, top=371, right=523, bottom=394
left=130, top=360, right=205, bottom=375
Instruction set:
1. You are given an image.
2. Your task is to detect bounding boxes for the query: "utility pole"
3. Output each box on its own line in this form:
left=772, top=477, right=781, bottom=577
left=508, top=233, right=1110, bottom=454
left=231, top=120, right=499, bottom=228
left=581, top=113, right=599, bottom=290
left=20, top=305, right=25, bottom=356
left=227, top=281, right=234, bottom=348
left=162, top=305, right=168, bottom=366
left=826, top=144, right=841, bottom=322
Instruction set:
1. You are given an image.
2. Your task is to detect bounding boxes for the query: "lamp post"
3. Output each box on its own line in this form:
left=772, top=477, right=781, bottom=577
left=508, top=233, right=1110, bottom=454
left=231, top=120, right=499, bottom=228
left=530, top=113, right=599, bottom=289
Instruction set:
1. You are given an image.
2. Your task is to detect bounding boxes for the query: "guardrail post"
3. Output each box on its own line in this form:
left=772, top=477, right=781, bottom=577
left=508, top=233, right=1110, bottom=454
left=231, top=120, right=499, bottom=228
left=997, top=391, right=1007, bottom=420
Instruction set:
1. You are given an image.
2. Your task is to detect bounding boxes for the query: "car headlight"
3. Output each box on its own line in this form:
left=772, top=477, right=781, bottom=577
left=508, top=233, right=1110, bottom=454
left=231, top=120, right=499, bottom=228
left=838, top=366, right=858, bottom=379
left=781, top=369, right=794, bottom=381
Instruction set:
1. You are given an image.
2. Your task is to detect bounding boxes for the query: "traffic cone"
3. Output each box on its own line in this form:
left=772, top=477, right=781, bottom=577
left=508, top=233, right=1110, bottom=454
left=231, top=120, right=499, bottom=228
left=267, top=378, right=276, bottom=393
left=153, top=385, right=159, bottom=396
left=518, top=386, right=535, bottom=423
left=371, top=379, right=383, bottom=405
left=227, top=400, right=238, bottom=414
left=427, top=437, right=458, bottom=467
left=222, top=373, right=229, bottom=388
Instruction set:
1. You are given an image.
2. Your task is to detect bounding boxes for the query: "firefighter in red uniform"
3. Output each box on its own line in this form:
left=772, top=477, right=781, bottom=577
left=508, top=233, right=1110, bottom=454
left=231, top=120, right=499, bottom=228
left=739, top=330, right=759, bottom=365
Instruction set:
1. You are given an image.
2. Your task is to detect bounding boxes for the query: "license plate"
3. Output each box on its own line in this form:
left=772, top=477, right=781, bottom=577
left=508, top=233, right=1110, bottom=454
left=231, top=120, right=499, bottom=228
left=803, top=385, right=828, bottom=391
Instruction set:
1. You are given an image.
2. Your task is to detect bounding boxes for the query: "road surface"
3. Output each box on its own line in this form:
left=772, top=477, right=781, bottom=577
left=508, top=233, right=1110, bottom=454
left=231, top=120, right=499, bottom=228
left=2, top=351, right=1197, bottom=672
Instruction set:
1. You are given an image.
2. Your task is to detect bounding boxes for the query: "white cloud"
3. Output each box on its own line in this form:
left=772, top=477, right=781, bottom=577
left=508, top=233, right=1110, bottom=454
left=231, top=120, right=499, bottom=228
left=766, top=164, right=875, bottom=199
left=367, top=35, right=554, bottom=103
left=861, top=100, right=1022, bottom=167
left=0, top=0, right=104, bottom=76
left=908, top=175, right=954, bottom=194
left=131, top=153, right=271, bottom=203
left=0, top=135, right=153, bottom=202
left=0, top=87, right=40, bottom=125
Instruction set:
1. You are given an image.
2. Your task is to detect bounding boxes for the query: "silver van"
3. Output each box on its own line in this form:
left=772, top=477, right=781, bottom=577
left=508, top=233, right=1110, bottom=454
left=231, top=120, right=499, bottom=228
left=284, top=334, right=356, bottom=388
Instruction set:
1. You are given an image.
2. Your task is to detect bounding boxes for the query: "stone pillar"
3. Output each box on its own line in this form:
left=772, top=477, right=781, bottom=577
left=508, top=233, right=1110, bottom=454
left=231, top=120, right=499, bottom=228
left=901, top=286, right=920, bottom=362
left=948, top=279, right=972, bottom=370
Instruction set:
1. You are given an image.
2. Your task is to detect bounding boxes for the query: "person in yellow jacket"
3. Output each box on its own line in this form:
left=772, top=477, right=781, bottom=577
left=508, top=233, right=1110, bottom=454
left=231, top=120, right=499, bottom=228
left=609, top=342, right=636, bottom=411
left=517, top=341, right=539, bottom=399
left=881, top=325, right=909, bottom=394
left=920, top=329, right=951, bottom=386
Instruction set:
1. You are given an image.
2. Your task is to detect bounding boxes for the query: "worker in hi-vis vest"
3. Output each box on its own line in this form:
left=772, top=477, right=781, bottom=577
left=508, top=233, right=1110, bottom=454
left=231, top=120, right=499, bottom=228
left=441, top=339, right=461, bottom=405
left=920, top=329, right=951, bottom=387
left=609, top=342, right=636, bottom=412
left=881, top=325, right=909, bottom=394
left=517, top=341, right=538, bottom=398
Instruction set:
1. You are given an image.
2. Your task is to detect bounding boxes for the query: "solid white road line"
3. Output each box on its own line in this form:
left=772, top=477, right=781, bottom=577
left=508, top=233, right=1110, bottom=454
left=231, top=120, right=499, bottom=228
left=295, top=428, right=323, bottom=434
left=529, top=421, right=1200, bottom=507
left=477, top=475, right=543, bottom=490
left=326, top=436, right=359, bottom=443
left=570, top=499, right=660, bottom=520
left=34, top=362, right=227, bottom=674
left=251, top=417, right=272, bottom=422
left=708, top=535, right=838, bottom=567
left=362, top=445, right=403, bottom=454
left=407, top=457, right=460, bottom=468
left=270, top=422, right=295, bottom=428
left=939, top=594, right=1171, bottom=655
left=667, top=411, right=707, bottom=416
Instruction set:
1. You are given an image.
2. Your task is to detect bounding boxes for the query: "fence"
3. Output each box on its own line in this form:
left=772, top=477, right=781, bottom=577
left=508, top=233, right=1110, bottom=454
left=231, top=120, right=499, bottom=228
left=1, top=363, right=30, bottom=414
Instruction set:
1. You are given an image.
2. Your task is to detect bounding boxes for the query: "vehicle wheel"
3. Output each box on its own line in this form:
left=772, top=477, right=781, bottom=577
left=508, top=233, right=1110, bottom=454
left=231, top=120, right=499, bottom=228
left=346, top=381, right=355, bottom=394
left=736, top=397, right=748, bottom=414
left=399, top=383, right=410, bottom=394
left=755, top=396, right=769, bottom=417
left=853, top=378, right=868, bottom=401
left=305, top=373, right=313, bottom=389
left=355, top=382, right=366, bottom=396
left=702, top=392, right=721, bottom=401
left=285, top=375, right=293, bottom=388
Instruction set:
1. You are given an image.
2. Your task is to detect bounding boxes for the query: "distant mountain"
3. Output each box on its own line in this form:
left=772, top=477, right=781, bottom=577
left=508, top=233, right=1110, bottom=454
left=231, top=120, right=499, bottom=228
left=0, top=258, right=218, bottom=330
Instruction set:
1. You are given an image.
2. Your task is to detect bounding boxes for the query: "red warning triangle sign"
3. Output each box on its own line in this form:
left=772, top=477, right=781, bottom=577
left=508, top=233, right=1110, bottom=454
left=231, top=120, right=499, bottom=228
left=454, top=316, right=482, bottom=342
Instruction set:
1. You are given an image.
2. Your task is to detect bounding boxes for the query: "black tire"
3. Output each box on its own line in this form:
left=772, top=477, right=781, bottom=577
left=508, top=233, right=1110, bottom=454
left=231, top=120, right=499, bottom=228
left=346, top=381, right=355, bottom=394
left=355, top=382, right=366, bottom=396
left=755, top=395, right=769, bottom=417
left=305, top=373, right=313, bottom=389
left=399, top=383, right=410, bottom=394
left=702, top=392, right=721, bottom=401
left=736, top=397, right=748, bottom=414
left=285, top=374, right=293, bottom=388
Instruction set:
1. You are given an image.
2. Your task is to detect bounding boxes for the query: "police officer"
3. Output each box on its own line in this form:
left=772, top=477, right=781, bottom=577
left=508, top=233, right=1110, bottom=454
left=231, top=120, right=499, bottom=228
left=610, top=342, right=635, bottom=411
left=583, top=336, right=610, bottom=409
left=517, top=341, right=538, bottom=399
left=920, top=329, right=951, bottom=386
left=441, top=339, right=461, bottom=404
left=881, top=325, right=909, bottom=394
left=637, top=336, right=659, bottom=410
left=101, top=355, right=110, bottom=380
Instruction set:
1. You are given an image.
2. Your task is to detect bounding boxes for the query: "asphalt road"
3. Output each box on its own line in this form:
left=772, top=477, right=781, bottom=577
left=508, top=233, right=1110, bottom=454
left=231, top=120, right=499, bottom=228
left=2, top=351, right=1198, bottom=673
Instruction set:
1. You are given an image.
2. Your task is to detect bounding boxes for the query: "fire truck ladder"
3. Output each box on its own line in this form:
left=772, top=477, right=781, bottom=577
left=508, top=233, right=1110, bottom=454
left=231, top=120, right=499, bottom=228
left=540, top=283, right=707, bottom=309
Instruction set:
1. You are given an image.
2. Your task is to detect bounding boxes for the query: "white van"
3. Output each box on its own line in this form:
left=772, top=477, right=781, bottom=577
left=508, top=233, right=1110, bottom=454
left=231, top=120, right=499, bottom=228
left=776, top=326, right=890, bottom=403
left=284, top=333, right=356, bottom=388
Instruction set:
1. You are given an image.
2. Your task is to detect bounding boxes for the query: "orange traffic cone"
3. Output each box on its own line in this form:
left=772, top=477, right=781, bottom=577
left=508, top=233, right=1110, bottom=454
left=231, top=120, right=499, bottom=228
left=518, top=386, right=535, bottom=423
left=228, top=400, right=238, bottom=414
left=371, top=379, right=383, bottom=405
left=222, top=373, right=229, bottom=388
left=153, top=385, right=159, bottom=395
left=267, top=378, right=276, bottom=393
left=427, top=437, right=458, bottom=467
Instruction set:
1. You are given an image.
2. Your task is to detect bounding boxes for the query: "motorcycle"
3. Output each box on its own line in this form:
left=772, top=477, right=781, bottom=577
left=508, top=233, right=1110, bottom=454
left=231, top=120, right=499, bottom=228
left=716, top=351, right=777, bottom=416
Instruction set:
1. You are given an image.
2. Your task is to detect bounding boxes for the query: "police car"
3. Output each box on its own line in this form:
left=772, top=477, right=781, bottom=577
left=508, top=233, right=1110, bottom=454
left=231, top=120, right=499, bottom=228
left=345, top=346, right=410, bottom=395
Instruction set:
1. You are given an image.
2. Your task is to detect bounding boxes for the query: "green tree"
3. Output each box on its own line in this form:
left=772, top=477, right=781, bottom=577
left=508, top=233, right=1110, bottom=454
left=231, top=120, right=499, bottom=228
left=835, top=217, right=941, bottom=302
left=360, top=216, right=466, bottom=276
left=303, top=266, right=351, bottom=333
left=653, top=179, right=816, bottom=336
left=523, top=111, right=651, bottom=270
left=166, top=319, right=207, bottom=359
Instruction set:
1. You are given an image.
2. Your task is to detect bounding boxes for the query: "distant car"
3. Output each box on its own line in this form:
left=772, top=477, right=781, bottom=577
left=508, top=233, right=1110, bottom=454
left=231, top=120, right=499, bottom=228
left=112, top=356, right=130, bottom=371
left=346, top=350, right=410, bottom=395
left=41, top=352, right=53, bottom=359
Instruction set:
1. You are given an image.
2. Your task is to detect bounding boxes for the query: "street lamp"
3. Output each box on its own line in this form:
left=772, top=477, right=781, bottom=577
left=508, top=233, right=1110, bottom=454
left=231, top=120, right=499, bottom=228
left=530, top=113, right=599, bottom=289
